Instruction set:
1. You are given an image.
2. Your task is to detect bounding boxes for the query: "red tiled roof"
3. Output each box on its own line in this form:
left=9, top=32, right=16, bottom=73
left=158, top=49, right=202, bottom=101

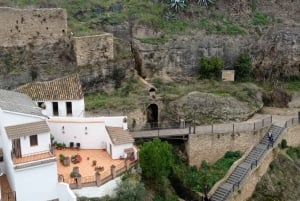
left=106, top=127, right=134, bottom=145
left=16, top=74, right=83, bottom=101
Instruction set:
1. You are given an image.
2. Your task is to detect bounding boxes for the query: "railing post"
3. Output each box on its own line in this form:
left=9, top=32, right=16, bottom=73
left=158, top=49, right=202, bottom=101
left=96, top=172, right=101, bottom=186
left=233, top=123, right=235, bottom=134
left=271, top=115, right=272, bottom=123
left=254, top=122, right=255, bottom=131
left=262, top=118, right=264, bottom=127
left=211, top=124, right=213, bottom=134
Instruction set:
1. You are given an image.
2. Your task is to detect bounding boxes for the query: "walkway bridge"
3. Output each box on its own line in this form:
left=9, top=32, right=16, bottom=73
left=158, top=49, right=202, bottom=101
left=131, top=116, right=274, bottom=139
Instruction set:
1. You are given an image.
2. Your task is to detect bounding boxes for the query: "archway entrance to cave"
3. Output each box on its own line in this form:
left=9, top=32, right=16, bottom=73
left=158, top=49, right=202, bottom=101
left=147, top=104, right=158, bottom=128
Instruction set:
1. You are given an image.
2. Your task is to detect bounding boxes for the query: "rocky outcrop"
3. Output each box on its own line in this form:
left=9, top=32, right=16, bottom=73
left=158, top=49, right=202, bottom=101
left=166, top=90, right=263, bottom=123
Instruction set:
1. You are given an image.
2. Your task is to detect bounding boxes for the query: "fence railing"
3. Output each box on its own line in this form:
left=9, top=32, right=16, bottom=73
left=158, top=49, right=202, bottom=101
left=67, top=160, right=138, bottom=189
left=131, top=116, right=273, bottom=138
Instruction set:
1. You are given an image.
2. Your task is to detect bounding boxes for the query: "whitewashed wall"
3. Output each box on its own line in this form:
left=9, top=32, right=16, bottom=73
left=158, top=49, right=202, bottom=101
left=48, top=117, right=110, bottom=149
left=14, top=162, right=58, bottom=201
left=57, top=182, right=76, bottom=201
left=1, top=111, right=44, bottom=126
left=98, top=116, right=127, bottom=128
left=37, top=99, right=85, bottom=117
left=111, top=143, right=134, bottom=160
left=20, top=132, right=51, bottom=157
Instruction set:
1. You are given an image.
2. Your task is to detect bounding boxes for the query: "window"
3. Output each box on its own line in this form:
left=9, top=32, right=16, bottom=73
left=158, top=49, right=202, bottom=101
left=52, top=102, right=58, bottom=116
left=30, top=135, right=38, bottom=146
left=38, top=102, right=46, bottom=109
left=66, top=102, right=72, bottom=116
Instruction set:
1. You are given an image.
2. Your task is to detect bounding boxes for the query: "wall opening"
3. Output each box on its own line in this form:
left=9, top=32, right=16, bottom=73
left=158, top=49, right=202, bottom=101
left=66, top=102, right=72, bottom=116
left=52, top=102, right=58, bottom=116
left=147, top=104, right=158, bottom=128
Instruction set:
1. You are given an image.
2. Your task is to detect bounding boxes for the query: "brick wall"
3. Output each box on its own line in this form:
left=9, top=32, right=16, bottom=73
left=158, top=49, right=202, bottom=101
left=74, top=34, right=114, bottom=66
left=0, top=7, right=67, bottom=47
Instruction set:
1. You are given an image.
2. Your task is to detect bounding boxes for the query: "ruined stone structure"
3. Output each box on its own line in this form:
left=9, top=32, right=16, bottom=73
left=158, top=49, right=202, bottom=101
left=0, top=7, right=67, bottom=47
left=74, top=34, right=114, bottom=66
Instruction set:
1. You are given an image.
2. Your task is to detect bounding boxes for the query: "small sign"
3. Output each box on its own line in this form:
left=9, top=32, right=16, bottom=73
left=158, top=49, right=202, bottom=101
left=222, top=70, right=235, bottom=81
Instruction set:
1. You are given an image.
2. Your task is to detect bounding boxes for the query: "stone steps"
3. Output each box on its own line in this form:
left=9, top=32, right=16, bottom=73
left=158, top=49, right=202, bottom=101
left=210, top=124, right=284, bottom=201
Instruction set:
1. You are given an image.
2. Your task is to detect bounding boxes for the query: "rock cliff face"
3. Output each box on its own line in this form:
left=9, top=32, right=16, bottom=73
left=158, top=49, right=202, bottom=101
left=128, top=0, right=300, bottom=81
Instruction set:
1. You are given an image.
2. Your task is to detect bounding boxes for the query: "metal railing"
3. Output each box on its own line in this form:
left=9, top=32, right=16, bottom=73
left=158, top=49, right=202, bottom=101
left=131, top=116, right=273, bottom=138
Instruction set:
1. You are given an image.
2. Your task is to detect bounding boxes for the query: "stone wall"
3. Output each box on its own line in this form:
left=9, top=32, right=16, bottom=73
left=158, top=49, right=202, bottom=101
left=0, top=7, right=67, bottom=47
left=186, top=128, right=268, bottom=167
left=74, top=34, right=114, bottom=66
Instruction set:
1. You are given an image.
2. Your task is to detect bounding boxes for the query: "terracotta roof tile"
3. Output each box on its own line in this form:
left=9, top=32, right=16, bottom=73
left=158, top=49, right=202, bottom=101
left=16, top=74, right=83, bottom=101
left=5, top=121, right=50, bottom=139
left=106, top=127, right=134, bottom=145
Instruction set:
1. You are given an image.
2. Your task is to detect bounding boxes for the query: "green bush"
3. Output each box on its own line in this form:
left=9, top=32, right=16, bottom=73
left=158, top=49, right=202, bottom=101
left=173, top=150, right=242, bottom=193
left=199, top=56, right=224, bottom=79
left=286, top=146, right=300, bottom=160
left=280, top=139, right=288, bottom=149
left=234, top=53, right=252, bottom=81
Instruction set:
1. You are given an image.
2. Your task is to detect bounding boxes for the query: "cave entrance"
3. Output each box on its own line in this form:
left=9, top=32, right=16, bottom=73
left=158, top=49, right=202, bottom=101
left=147, top=104, right=158, bottom=128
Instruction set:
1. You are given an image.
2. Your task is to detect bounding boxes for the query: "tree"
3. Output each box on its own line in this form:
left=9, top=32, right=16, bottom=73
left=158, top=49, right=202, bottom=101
left=113, top=178, right=146, bottom=201
left=234, top=53, right=252, bottom=81
left=139, top=138, right=174, bottom=181
left=199, top=56, right=224, bottom=79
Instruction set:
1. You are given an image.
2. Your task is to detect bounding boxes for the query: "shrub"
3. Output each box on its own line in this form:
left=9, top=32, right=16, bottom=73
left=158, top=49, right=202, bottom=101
left=280, top=139, right=288, bottom=149
left=199, top=56, right=224, bottom=79
left=234, top=53, right=252, bottom=81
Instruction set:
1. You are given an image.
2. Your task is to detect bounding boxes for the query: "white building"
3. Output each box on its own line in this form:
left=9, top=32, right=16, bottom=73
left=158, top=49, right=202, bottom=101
left=0, top=75, right=137, bottom=200
left=0, top=89, right=75, bottom=201
left=48, top=116, right=136, bottom=160
left=17, top=74, right=85, bottom=117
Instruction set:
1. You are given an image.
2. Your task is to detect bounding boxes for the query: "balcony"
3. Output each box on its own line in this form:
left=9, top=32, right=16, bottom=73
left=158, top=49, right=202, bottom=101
left=12, top=148, right=56, bottom=170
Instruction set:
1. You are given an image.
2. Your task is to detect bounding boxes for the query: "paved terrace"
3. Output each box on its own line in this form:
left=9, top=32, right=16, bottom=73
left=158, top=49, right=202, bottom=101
left=55, top=149, right=135, bottom=187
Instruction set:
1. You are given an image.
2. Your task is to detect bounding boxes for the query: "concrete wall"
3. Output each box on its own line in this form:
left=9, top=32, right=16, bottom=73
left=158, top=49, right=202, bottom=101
left=2, top=111, right=44, bottom=126
left=74, top=34, right=114, bottom=66
left=14, top=162, right=58, bottom=201
left=0, top=7, right=67, bottom=47
left=186, top=128, right=268, bottom=167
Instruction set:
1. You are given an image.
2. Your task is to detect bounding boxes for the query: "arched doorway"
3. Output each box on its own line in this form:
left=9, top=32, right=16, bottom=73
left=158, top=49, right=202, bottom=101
left=147, top=104, right=158, bottom=128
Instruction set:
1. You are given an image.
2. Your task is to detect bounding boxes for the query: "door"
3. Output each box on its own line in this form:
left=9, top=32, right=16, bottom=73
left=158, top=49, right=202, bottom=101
left=12, top=139, right=22, bottom=158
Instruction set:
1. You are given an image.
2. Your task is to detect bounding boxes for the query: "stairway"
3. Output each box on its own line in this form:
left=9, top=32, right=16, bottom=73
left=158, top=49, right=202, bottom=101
left=210, top=124, right=284, bottom=201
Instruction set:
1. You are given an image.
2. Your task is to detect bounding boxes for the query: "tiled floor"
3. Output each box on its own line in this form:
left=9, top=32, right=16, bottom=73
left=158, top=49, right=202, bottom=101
left=55, top=149, right=126, bottom=184
left=14, top=152, right=53, bottom=164
left=0, top=174, right=16, bottom=201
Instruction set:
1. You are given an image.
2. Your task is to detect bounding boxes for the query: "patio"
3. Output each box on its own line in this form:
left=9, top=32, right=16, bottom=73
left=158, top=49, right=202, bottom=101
left=55, top=148, right=130, bottom=186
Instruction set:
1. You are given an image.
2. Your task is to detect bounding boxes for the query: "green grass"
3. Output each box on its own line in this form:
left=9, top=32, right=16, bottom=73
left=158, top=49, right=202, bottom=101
left=286, top=147, right=300, bottom=160
left=199, top=17, right=245, bottom=35
left=252, top=12, right=272, bottom=25
left=139, top=37, right=168, bottom=45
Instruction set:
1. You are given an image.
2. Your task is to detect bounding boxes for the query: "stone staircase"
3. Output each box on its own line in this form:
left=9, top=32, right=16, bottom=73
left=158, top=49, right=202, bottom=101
left=210, top=124, right=284, bottom=201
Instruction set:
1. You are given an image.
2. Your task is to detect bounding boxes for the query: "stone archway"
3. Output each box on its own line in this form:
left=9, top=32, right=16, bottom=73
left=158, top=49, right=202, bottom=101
left=147, top=104, right=158, bottom=128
